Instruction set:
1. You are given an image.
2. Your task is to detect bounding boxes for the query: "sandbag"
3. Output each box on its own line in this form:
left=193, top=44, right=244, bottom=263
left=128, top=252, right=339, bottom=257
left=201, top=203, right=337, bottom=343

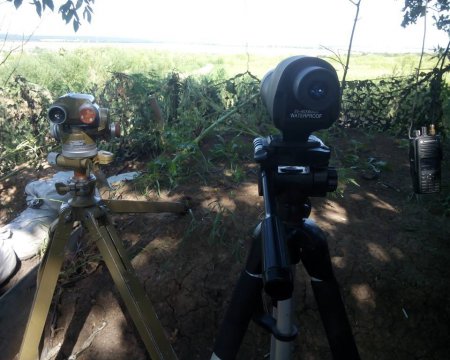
left=0, top=237, right=18, bottom=285
left=25, top=171, right=73, bottom=211
left=1, top=171, right=72, bottom=260
left=0, top=208, right=56, bottom=260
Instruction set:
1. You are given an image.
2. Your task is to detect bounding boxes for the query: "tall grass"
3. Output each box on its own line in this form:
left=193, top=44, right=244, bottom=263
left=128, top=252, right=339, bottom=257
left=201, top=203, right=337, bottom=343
left=0, top=46, right=440, bottom=95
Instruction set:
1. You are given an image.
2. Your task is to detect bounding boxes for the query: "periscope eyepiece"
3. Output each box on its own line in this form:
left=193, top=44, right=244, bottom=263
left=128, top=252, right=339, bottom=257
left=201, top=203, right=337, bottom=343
left=48, top=105, right=68, bottom=124
left=260, top=56, right=340, bottom=142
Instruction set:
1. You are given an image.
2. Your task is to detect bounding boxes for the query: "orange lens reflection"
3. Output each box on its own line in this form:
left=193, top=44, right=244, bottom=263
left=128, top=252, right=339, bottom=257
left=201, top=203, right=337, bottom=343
left=80, top=106, right=97, bottom=124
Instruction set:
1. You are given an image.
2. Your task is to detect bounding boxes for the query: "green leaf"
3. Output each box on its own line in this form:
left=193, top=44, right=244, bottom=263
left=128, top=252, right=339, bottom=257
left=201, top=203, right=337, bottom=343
left=43, top=0, right=54, bottom=11
left=33, top=0, right=42, bottom=17
left=59, top=1, right=71, bottom=17
left=13, top=0, right=23, bottom=9
left=83, top=7, right=92, bottom=22
left=64, top=9, right=74, bottom=24
left=73, top=19, right=80, bottom=32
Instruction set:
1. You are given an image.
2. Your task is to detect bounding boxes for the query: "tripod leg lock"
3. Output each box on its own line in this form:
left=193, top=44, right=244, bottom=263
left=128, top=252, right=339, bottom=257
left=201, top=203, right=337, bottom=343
left=254, top=313, right=298, bottom=342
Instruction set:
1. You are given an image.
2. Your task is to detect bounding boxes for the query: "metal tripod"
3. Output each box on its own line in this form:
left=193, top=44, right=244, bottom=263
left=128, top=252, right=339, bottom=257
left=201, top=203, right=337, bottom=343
left=211, top=135, right=360, bottom=359
left=19, top=165, right=186, bottom=360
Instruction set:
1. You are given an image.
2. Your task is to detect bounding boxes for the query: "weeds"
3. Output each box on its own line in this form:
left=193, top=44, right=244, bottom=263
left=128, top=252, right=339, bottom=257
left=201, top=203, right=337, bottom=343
left=205, top=200, right=244, bottom=260
left=182, top=209, right=200, bottom=242
left=332, top=167, right=360, bottom=198
left=208, top=203, right=228, bottom=245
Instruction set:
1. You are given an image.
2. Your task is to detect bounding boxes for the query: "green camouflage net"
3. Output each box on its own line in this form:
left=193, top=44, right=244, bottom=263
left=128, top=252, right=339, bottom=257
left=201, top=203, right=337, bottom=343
left=340, top=65, right=449, bottom=135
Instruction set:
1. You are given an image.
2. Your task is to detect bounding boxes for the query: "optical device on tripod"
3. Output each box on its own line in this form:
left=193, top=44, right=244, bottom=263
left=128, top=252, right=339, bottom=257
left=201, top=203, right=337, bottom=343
left=211, top=56, right=360, bottom=360
left=409, top=124, right=442, bottom=194
left=19, top=93, right=186, bottom=360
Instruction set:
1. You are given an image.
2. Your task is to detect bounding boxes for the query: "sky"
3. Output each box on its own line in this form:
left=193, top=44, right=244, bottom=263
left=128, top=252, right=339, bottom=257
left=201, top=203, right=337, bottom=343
left=1, top=0, right=449, bottom=53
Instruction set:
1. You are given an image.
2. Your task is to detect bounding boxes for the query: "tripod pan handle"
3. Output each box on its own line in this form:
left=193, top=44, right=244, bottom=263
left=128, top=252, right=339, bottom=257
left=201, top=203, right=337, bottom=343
left=262, top=215, right=293, bottom=300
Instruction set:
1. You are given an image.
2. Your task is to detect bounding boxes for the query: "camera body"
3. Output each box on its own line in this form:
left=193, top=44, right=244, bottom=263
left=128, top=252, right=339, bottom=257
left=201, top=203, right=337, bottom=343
left=260, top=56, right=340, bottom=142
left=409, top=126, right=442, bottom=194
left=48, top=93, right=119, bottom=159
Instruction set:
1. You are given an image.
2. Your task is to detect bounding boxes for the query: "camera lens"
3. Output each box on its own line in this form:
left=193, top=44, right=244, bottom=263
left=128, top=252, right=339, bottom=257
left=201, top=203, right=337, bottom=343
left=293, top=66, right=339, bottom=111
left=48, top=106, right=67, bottom=124
left=308, top=82, right=327, bottom=99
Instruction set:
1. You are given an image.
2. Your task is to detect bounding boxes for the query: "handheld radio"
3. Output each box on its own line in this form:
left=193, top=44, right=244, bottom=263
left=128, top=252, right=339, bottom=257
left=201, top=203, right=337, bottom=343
left=409, top=125, right=442, bottom=194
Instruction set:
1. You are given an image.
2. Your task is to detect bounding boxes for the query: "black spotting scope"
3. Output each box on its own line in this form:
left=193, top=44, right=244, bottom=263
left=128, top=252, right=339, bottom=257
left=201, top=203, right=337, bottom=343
left=260, top=56, right=340, bottom=142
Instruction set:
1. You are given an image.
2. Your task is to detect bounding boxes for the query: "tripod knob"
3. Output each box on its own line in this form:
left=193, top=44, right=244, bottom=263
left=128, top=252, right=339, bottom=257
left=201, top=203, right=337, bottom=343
left=253, top=137, right=269, bottom=162
left=47, top=152, right=60, bottom=166
left=55, top=182, right=70, bottom=195
left=97, top=150, right=114, bottom=165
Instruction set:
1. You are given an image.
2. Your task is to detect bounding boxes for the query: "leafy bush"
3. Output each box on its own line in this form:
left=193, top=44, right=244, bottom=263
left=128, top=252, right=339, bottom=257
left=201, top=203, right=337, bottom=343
left=0, top=76, right=53, bottom=174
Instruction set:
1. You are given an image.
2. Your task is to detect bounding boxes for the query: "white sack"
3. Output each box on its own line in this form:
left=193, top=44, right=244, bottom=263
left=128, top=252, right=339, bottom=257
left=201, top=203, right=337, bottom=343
left=0, top=237, right=18, bottom=285
left=25, top=171, right=73, bottom=211
left=1, top=171, right=72, bottom=260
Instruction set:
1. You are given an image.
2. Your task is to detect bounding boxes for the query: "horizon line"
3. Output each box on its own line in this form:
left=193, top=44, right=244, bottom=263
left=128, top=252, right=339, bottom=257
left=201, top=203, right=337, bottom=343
left=0, top=33, right=438, bottom=55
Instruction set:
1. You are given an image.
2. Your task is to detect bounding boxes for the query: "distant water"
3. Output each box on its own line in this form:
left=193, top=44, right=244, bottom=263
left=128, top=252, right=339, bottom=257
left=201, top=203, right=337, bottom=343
left=3, top=38, right=428, bottom=55
left=5, top=39, right=327, bottom=55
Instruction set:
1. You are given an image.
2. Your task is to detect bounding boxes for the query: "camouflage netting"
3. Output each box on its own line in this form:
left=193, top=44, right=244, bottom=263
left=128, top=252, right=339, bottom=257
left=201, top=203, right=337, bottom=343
left=340, top=64, right=449, bottom=135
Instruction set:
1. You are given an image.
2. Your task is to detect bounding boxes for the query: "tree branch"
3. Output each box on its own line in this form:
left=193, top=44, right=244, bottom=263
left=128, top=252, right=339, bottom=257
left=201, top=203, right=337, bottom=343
left=341, top=0, right=362, bottom=104
left=193, top=93, right=259, bottom=145
left=321, top=45, right=346, bottom=72
left=2, top=30, right=36, bottom=85
left=342, top=0, right=361, bottom=88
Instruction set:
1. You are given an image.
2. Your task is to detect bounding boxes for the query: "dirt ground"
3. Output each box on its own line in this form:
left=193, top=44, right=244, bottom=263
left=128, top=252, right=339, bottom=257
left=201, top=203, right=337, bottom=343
left=1, top=128, right=449, bottom=360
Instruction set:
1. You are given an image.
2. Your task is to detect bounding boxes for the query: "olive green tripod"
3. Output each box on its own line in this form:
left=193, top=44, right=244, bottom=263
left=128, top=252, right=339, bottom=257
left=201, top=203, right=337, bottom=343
left=19, top=158, right=186, bottom=360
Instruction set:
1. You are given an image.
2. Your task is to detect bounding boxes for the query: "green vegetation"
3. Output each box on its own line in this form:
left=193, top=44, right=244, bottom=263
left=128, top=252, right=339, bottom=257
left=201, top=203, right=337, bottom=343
left=0, top=46, right=442, bottom=91
left=0, top=46, right=448, bottom=215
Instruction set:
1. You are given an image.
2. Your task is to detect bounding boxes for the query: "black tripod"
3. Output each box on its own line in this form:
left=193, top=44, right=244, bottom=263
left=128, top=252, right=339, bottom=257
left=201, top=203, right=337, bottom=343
left=211, top=135, right=360, bottom=360
left=19, top=159, right=186, bottom=360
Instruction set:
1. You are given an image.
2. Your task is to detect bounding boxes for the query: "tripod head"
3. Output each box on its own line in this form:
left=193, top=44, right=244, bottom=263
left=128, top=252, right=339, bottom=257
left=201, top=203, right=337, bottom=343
left=254, top=135, right=337, bottom=200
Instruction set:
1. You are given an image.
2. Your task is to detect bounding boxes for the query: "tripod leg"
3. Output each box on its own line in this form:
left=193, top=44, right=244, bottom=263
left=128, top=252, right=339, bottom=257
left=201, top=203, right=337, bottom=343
left=83, top=211, right=177, bottom=360
left=36, top=218, right=59, bottom=285
left=19, top=208, right=73, bottom=360
left=294, top=219, right=360, bottom=360
left=212, top=232, right=264, bottom=360
left=102, top=199, right=188, bottom=214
